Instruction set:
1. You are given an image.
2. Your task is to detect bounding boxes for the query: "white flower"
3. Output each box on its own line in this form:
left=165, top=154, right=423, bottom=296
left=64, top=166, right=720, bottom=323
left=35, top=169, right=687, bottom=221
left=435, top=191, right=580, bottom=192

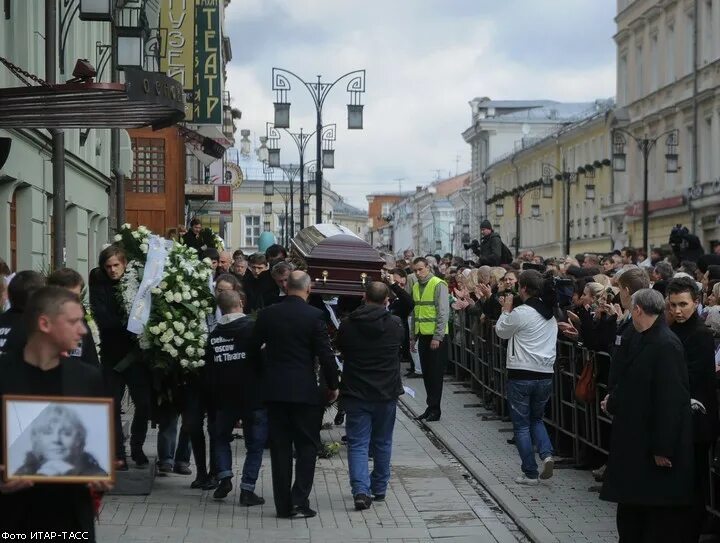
left=132, top=231, right=140, bottom=239
left=197, top=348, right=205, bottom=357
left=182, top=284, right=190, bottom=292
left=180, top=359, right=190, bottom=368
left=140, top=243, right=149, bottom=253
left=203, top=258, right=212, bottom=266
left=173, top=292, right=183, bottom=303
left=164, top=311, right=172, bottom=320
left=114, top=234, right=122, bottom=242
left=148, top=326, right=160, bottom=335
left=200, top=300, right=208, bottom=308
left=122, top=223, right=131, bottom=230
left=186, top=346, right=195, bottom=357
left=182, top=291, right=191, bottom=301
left=173, top=321, right=185, bottom=333
left=192, top=300, right=200, bottom=307
left=173, top=336, right=184, bottom=346
left=176, top=275, right=183, bottom=283
left=138, top=225, right=149, bottom=234
left=151, top=287, right=161, bottom=295
left=158, top=322, right=167, bottom=331
left=168, top=347, right=178, bottom=358
left=164, top=292, right=174, bottom=303
left=159, top=281, right=168, bottom=290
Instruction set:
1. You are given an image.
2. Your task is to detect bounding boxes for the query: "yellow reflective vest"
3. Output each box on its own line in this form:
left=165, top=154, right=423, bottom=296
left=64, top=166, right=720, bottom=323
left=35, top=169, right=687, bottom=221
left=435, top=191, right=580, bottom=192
left=412, top=276, right=449, bottom=336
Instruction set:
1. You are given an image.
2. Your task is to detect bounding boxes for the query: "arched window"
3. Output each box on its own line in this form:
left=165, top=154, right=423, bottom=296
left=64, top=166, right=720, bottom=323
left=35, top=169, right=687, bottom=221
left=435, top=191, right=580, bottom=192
left=9, top=190, right=17, bottom=271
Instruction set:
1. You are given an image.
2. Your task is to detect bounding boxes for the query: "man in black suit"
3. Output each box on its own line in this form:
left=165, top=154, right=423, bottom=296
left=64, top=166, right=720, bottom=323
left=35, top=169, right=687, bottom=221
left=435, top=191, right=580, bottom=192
left=252, top=270, right=339, bottom=519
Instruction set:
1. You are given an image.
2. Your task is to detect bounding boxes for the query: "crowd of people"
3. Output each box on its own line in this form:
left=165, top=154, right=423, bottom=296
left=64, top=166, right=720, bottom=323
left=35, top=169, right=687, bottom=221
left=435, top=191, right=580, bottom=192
left=1, top=218, right=720, bottom=541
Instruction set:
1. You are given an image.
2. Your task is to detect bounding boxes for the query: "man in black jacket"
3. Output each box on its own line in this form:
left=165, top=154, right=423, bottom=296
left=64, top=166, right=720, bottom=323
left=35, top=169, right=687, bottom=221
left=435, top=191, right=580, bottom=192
left=337, top=282, right=404, bottom=511
left=0, top=287, right=112, bottom=542
left=667, top=277, right=719, bottom=542
left=387, top=269, right=415, bottom=376
left=0, top=270, right=45, bottom=356
left=182, top=218, right=205, bottom=253
left=475, top=220, right=503, bottom=266
left=89, top=246, right=150, bottom=469
left=251, top=270, right=339, bottom=519
left=209, top=290, right=266, bottom=506
left=600, top=289, right=694, bottom=543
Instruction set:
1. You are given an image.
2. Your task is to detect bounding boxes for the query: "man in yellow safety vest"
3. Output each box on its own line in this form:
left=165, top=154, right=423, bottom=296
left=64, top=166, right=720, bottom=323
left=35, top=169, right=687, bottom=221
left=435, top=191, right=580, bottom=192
left=409, top=257, right=449, bottom=421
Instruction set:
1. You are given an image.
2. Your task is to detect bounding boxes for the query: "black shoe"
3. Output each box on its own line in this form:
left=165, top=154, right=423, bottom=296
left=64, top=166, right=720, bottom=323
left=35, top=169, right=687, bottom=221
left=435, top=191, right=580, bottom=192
left=173, top=464, right=192, bottom=475
left=404, top=370, right=417, bottom=378
left=203, top=476, right=219, bottom=490
left=415, top=410, right=430, bottom=421
left=406, top=372, right=422, bottom=379
left=373, top=494, right=385, bottom=502
left=425, top=412, right=441, bottom=422
left=191, top=476, right=209, bottom=489
left=213, top=478, right=232, bottom=500
left=290, top=505, right=317, bottom=518
left=116, top=459, right=129, bottom=472
left=131, top=449, right=149, bottom=467
left=354, top=493, right=372, bottom=511
left=240, top=489, right=265, bottom=506
left=156, top=463, right=172, bottom=475
left=507, top=437, right=516, bottom=445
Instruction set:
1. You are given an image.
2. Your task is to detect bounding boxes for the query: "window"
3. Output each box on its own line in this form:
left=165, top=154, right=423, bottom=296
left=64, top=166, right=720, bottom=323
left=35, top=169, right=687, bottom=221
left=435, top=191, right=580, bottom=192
left=9, top=190, right=17, bottom=271
left=244, top=215, right=261, bottom=247
left=381, top=202, right=392, bottom=217
left=686, top=13, right=695, bottom=75
left=129, top=137, right=165, bottom=193
left=618, top=54, right=628, bottom=105
left=703, top=116, right=713, bottom=181
left=635, top=44, right=644, bottom=99
left=704, top=1, right=714, bottom=63
left=685, top=125, right=694, bottom=186
left=650, top=34, right=659, bottom=91
left=666, top=25, right=675, bottom=84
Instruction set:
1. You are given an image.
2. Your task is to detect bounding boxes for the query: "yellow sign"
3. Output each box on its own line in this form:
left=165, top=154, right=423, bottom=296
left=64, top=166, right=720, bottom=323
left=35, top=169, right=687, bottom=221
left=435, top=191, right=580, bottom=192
left=160, top=0, right=195, bottom=121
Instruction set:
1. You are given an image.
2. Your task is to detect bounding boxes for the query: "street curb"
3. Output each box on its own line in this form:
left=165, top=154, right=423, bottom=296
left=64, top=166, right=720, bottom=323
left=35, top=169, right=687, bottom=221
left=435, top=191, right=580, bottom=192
left=399, top=395, right=559, bottom=543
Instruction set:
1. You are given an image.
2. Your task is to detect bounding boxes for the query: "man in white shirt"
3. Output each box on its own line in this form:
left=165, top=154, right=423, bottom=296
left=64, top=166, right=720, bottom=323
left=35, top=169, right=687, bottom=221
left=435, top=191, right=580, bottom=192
left=495, top=270, right=557, bottom=485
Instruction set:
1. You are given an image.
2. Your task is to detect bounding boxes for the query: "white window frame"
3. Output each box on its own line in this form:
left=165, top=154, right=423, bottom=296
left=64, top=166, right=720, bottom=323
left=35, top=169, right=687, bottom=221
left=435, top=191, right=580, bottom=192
left=244, top=215, right=261, bottom=247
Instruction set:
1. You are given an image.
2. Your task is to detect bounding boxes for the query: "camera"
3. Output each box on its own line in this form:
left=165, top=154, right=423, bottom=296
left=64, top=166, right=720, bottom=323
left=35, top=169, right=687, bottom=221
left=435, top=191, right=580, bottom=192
left=463, top=239, right=480, bottom=252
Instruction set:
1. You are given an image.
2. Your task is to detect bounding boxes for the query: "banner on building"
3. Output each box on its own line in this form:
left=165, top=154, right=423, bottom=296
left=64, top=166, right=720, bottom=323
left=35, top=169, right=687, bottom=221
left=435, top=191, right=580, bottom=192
left=159, top=0, right=195, bottom=121
left=194, top=0, right=223, bottom=125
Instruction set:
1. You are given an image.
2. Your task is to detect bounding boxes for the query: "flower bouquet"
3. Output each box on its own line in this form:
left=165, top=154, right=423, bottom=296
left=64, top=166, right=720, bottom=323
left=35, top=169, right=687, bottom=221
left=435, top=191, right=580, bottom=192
left=114, top=224, right=215, bottom=404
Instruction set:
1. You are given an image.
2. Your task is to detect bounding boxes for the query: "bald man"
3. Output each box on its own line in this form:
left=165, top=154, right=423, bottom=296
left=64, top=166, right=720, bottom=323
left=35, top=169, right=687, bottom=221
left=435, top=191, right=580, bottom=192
left=218, top=251, right=233, bottom=275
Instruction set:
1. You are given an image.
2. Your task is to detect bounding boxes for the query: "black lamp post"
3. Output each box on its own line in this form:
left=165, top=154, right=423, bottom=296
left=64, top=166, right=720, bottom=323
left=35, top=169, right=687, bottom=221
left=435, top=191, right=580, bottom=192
left=542, top=162, right=590, bottom=256
left=612, top=128, right=679, bottom=254
left=272, top=67, right=366, bottom=224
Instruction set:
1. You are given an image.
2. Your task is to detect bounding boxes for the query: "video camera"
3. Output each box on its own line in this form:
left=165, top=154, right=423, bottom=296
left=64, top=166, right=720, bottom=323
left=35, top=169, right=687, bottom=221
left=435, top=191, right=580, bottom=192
left=463, top=239, right=481, bottom=256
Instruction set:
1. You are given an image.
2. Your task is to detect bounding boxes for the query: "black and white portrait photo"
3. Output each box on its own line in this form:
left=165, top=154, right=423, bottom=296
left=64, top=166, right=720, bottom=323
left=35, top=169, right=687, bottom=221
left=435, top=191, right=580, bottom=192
left=3, top=396, right=114, bottom=483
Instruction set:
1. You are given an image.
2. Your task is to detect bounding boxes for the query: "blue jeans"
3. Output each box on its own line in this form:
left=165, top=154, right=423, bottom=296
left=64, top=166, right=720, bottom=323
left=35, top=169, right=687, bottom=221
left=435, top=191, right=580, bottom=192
left=343, top=397, right=397, bottom=497
left=157, top=413, right=192, bottom=468
left=507, top=379, right=554, bottom=479
left=213, top=407, right=268, bottom=491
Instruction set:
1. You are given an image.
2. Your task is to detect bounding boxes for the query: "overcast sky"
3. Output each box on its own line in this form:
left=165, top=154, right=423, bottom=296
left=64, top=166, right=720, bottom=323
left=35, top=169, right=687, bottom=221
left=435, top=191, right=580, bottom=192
left=224, top=0, right=617, bottom=210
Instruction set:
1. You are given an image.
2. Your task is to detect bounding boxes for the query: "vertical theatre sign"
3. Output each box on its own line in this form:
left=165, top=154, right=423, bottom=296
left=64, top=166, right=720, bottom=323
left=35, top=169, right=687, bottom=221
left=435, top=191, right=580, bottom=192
left=159, top=0, right=195, bottom=121
left=194, top=0, right=222, bottom=124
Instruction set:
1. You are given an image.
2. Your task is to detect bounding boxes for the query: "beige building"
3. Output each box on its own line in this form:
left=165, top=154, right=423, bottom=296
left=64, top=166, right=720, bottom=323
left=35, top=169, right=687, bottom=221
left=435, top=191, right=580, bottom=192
left=485, top=106, right=615, bottom=258
left=612, top=0, right=720, bottom=250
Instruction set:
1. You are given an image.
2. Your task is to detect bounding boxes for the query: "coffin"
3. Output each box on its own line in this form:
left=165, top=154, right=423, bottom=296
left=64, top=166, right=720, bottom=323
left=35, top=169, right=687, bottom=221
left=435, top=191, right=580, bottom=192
left=290, top=224, right=385, bottom=296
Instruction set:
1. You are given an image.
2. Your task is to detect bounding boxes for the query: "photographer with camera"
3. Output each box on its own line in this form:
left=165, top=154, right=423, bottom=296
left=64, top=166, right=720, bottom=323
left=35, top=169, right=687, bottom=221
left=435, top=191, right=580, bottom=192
left=465, top=220, right=510, bottom=266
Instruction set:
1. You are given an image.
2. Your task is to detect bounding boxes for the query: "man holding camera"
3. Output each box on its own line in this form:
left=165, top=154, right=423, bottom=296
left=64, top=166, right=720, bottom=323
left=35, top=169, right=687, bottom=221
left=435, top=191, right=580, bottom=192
left=467, top=220, right=503, bottom=266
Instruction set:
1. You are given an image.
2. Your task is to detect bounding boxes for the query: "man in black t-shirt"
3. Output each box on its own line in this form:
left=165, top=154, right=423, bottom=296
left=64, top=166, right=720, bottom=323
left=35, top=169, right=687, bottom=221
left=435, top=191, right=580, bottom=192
left=0, top=286, right=112, bottom=541
left=0, top=271, right=45, bottom=357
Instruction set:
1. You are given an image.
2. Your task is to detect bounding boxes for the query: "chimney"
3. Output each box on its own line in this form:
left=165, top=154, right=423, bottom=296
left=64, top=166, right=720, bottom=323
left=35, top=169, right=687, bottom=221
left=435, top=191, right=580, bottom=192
left=416, top=185, right=422, bottom=192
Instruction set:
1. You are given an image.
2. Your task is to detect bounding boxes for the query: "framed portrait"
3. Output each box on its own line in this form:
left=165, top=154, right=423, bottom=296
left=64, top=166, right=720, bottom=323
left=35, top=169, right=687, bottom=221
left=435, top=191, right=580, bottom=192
left=2, top=395, right=115, bottom=484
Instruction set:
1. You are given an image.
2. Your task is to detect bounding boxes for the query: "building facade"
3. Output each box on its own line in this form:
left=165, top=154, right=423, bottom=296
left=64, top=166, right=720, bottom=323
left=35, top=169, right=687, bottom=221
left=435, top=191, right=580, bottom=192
left=366, top=192, right=411, bottom=250
left=613, top=0, right=720, bottom=249
left=0, top=1, right=128, bottom=278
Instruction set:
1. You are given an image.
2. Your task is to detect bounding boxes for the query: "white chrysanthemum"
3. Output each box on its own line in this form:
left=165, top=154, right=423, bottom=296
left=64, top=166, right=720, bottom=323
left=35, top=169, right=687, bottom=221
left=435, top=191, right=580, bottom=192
left=180, top=359, right=190, bottom=368
left=164, top=291, right=174, bottom=303
left=173, top=336, right=184, bottom=346
left=158, top=322, right=167, bottom=331
left=197, top=348, right=205, bottom=357
left=186, top=346, right=195, bottom=357
left=173, top=292, right=183, bottom=303
left=192, top=300, right=200, bottom=307
left=182, top=291, right=191, bottom=301
left=173, top=321, right=183, bottom=332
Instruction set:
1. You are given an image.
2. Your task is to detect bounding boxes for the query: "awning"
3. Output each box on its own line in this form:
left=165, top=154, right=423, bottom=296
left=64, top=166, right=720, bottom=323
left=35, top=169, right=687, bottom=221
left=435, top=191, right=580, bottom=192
left=0, top=69, right=185, bottom=129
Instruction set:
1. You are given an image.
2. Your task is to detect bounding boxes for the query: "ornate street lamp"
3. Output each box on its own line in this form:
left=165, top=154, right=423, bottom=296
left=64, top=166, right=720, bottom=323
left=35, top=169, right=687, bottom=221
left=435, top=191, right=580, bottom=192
left=264, top=201, right=273, bottom=215
left=612, top=132, right=627, bottom=172
left=256, top=136, right=269, bottom=163
left=79, top=0, right=113, bottom=21
left=268, top=148, right=281, bottom=168
left=263, top=180, right=274, bottom=197
left=322, top=149, right=335, bottom=169
left=239, top=129, right=252, bottom=158
left=531, top=203, right=541, bottom=218
left=273, top=101, right=290, bottom=129
left=665, top=130, right=679, bottom=173
left=542, top=175, right=553, bottom=199
left=348, top=104, right=364, bottom=130
left=495, top=201, right=504, bottom=217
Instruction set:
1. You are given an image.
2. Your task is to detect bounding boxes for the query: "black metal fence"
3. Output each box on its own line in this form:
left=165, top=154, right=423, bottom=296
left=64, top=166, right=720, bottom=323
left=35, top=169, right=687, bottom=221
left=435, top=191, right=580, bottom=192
left=446, top=310, right=720, bottom=518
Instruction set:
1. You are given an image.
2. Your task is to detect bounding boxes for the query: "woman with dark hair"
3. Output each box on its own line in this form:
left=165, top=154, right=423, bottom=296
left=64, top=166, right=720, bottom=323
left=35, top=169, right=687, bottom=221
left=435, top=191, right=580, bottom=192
left=182, top=218, right=205, bottom=253
left=89, top=246, right=150, bottom=470
left=0, top=270, right=46, bottom=357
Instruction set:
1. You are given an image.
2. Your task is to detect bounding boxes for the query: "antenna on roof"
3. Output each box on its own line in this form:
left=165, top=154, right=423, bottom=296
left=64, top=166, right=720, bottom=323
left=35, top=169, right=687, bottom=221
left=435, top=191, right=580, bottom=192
left=394, top=177, right=405, bottom=194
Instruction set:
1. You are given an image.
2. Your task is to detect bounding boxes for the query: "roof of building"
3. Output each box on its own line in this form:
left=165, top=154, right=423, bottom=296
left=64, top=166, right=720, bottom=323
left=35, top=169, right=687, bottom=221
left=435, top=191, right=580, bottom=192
left=471, top=98, right=613, bottom=124
left=333, top=199, right=367, bottom=217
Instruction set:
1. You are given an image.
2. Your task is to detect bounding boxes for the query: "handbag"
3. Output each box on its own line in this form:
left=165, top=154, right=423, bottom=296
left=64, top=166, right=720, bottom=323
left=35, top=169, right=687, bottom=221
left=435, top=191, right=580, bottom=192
left=575, top=353, right=596, bottom=403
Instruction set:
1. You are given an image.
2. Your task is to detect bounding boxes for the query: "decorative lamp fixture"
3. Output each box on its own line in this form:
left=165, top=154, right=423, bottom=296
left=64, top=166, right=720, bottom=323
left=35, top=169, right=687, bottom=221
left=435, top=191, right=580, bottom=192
left=347, top=104, right=364, bottom=129
left=79, top=0, right=113, bottom=21
left=495, top=201, right=504, bottom=217
left=263, top=180, right=274, bottom=196
left=585, top=183, right=596, bottom=200
left=542, top=177, right=553, bottom=199
left=322, top=149, right=335, bottom=169
left=116, top=17, right=145, bottom=70
left=584, top=164, right=595, bottom=178
left=263, top=201, right=273, bottom=215
left=268, top=147, right=280, bottom=167
left=239, top=129, right=251, bottom=158
left=256, top=136, right=269, bottom=163
left=612, top=132, right=627, bottom=172
left=462, top=223, right=470, bottom=235
left=531, top=203, right=541, bottom=218
left=273, top=102, right=290, bottom=129
left=665, top=130, right=679, bottom=173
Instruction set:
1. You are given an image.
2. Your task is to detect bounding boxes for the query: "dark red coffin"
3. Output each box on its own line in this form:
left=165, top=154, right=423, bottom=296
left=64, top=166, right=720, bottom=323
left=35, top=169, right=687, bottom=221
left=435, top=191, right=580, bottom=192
left=290, top=224, right=385, bottom=296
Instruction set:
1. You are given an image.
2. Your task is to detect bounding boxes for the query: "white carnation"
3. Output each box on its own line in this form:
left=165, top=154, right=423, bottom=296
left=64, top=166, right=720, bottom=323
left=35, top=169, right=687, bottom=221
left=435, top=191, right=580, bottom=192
left=164, top=292, right=174, bottom=303
left=159, top=281, right=168, bottom=289
left=186, top=346, right=195, bottom=357
left=197, top=348, right=205, bottom=357
left=182, top=291, right=192, bottom=301
left=192, top=300, right=200, bottom=307
left=114, top=234, right=122, bottom=241
left=132, top=231, right=140, bottom=239
left=180, top=359, right=189, bottom=368
left=149, top=326, right=160, bottom=335
left=191, top=289, right=198, bottom=297
left=122, top=223, right=131, bottom=229
left=151, top=287, right=161, bottom=295
left=173, top=321, right=184, bottom=332
left=173, top=336, right=184, bottom=346
left=173, top=292, right=183, bottom=303
left=158, top=322, right=167, bottom=331
left=203, top=258, right=212, bottom=266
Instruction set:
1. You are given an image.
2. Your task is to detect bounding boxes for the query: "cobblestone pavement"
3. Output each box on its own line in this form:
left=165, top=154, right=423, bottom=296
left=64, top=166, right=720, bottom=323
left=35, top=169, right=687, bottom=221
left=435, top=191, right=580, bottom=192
left=399, top=376, right=618, bottom=543
left=98, top=405, right=529, bottom=542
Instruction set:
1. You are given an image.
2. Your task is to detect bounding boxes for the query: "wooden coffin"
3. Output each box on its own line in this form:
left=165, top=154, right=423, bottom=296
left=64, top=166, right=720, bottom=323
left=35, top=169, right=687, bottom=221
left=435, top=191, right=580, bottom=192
left=290, top=224, right=385, bottom=296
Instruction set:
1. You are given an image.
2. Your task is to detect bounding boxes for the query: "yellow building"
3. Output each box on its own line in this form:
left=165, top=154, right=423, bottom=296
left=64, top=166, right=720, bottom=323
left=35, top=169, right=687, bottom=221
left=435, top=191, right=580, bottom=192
left=485, top=106, right=616, bottom=258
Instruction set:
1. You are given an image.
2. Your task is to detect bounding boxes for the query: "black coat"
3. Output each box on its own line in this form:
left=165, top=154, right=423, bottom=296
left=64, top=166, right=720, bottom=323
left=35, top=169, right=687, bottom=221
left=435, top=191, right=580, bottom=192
left=88, top=268, right=133, bottom=367
left=0, top=307, right=25, bottom=357
left=336, top=304, right=404, bottom=402
left=388, top=282, right=414, bottom=321
left=671, top=312, right=719, bottom=444
left=600, top=318, right=694, bottom=506
left=182, top=231, right=205, bottom=253
left=251, top=296, right=339, bottom=405
left=477, top=231, right=502, bottom=266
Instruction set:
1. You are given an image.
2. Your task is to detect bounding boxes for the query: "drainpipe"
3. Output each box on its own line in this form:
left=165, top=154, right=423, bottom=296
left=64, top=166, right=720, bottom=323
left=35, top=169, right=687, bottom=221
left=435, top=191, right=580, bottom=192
left=46, top=0, right=65, bottom=270
left=691, top=0, right=699, bottom=234
left=510, top=156, right=520, bottom=256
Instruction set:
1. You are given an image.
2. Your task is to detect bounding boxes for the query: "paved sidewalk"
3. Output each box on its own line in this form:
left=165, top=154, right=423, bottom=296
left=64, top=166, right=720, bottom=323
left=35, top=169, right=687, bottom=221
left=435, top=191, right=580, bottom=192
left=400, top=377, right=618, bottom=543
left=98, top=406, right=529, bottom=542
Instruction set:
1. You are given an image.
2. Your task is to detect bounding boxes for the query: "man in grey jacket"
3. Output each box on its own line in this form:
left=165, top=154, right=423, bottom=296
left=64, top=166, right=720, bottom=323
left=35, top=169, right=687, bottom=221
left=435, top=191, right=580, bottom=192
left=409, top=257, right=450, bottom=421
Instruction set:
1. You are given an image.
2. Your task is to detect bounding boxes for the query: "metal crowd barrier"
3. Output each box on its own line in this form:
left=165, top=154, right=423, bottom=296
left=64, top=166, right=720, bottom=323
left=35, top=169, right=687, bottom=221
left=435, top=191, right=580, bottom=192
left=447, top=309, right=720, bottom=518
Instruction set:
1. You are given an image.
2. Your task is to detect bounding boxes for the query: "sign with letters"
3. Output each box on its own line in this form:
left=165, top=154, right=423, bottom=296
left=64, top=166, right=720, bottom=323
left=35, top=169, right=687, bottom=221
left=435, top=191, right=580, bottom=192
left=194, top=0, right=223, bottom=124
left=160, top=0, right=196, bottom=121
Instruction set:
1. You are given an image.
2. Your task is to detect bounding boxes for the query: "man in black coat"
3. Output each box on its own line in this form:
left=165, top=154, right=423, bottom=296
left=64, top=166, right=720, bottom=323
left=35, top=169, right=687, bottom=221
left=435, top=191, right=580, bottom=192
left=0, top=287, right=112, bottom=542
left=336, top=282, right=404, bottom=511
left=667, top=277, right=719, bottom=542
left=182, top=218, right=205, bottom=253
left=0, top=270, right=46, bottom=356
left=251, top=270, right=339, bottom=519
left=474, top=220, right=503, bottom=266
left=387, top=268, right=415, bottom=376
left=600, top=288, right=694, bottom=543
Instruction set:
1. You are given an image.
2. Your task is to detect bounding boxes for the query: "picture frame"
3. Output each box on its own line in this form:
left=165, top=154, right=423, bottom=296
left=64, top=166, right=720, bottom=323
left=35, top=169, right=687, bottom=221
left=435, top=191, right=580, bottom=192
left=2, top=395, right=115, bottom=484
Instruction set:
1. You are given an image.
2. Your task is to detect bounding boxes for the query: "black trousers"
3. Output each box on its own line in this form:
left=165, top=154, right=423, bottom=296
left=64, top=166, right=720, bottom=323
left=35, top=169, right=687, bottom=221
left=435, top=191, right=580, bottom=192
left=688, top=441, right=712, bottom=543
left=617, top=503, right=692, bottom=543
left=266, top=402, right=324, bottom=515
left=103, top=362, right=151, bottom=460
left=418, top=334, right=447, bottom=414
